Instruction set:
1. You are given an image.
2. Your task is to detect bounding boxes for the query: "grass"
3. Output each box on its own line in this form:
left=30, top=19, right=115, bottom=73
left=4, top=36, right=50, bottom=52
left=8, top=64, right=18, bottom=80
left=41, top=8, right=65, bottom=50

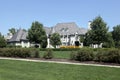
left=0, top=59, right=120, bottom=80
left=40, top=51, right=72, bottom=59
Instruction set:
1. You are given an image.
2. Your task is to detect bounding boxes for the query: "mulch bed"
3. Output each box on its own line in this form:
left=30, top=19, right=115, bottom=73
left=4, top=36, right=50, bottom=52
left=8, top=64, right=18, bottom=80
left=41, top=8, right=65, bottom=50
left=1, top=57, right=120, bottom=66
left=29, top=58, right=120, bottom=66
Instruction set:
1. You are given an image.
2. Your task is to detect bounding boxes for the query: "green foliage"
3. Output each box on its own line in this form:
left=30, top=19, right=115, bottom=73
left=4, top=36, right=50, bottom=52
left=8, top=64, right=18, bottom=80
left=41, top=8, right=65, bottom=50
left=28, top=21, right=47, bottom=48
left=0, top=33, right=7, bottom=48
left=30, top=48, right=40, bottom=58
left=80, top=35, right=84, bottom=43
left=1, top=60, right=120, bottom=80
left=50, top=33, right=61, bottom=48
left=40, top=35, right=48, bottom=48
left=0, top=48, right=40, bottom=58
left=6, top=44, right=17, bottom=48
left=40, top=51, right=71, bottom=59
left=83, top=31, right=93, bottom=46
left=43, top=49, right=53, bottom=59
left=34, top=49, right=40, bottom=58
left=70, top=48, right=94, bottom=61
left=9, top=28, right=16, bottom=35
left=102, top=32, right=115, bottom=48
left=112, top=25, right=120, bottom=48
left=70, top=51, right=76, bottom=60
left=0, top=48, right=30, bottom=58
left=91, top=16, right=108, bottom=44
left=115, top=41, right=120, bottom=48
left=84, top=16, right=109, bottom=47
left=95, top=49, right=108, bottom=62
left=95, top=49, right=120, bottom=63
left=40, top=48, right=80, bottom=51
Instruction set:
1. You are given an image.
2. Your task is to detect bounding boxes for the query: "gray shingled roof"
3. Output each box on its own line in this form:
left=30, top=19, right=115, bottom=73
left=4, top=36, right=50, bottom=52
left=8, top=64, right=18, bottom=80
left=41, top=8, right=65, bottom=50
left=51, top=22, right=87, bottom=35
left=9, top=29, right=28, bottom=42
left=78, top=28, right=88, bottom=35
left=44, top=27, right=51, bottom=34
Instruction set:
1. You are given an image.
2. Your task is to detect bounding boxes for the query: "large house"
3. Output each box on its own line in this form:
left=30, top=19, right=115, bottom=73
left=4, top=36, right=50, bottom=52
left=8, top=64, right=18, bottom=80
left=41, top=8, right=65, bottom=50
left=8, top=22, right=87, bottom=48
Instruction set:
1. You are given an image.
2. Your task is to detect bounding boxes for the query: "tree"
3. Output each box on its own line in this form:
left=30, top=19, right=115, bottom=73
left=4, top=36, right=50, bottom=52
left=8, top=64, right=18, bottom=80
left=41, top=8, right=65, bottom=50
left=40, top=35, right=48, bottom=48
left=102, top=32, right=115, bottom=48
left=0, top=33, right=7, bottom=48
left=80, top=35, right=84, bottom=43
left=112, top=25, right=120, bottom=48
left=83, top=31, right=93, bottom=46
left=50, top=33, right=61, bottom=48
left=28, top=21, right=47, bottom=48
left=23, top=29, right=27, bottom=32
left=86, top=16, right=109, bottom=47
left=9, top=28, right=16, bottom=35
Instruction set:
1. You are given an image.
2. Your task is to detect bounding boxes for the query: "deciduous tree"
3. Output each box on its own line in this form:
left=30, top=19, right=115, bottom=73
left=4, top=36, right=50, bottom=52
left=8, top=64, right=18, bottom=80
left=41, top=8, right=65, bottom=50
left=28, top=21, right=47, bottom=48
left=50, top=33, right=61, bottom=48
left=84, top=16, right=109, bottom=47
left=112, top=25, right=120, bottom=48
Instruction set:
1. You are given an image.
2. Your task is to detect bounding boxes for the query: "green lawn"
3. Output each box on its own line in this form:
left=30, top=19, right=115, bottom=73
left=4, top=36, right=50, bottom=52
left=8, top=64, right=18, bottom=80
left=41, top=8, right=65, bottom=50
left=40, top=51, right=72, bottom=59
left=0, top=60, right=120, bottom=80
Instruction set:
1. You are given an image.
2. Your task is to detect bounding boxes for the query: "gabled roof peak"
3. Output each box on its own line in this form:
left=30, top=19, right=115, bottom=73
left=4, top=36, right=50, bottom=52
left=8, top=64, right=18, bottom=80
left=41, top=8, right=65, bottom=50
left=9, top=28, right=28, bottom=42
left=56, top=22, right=76, bottom=25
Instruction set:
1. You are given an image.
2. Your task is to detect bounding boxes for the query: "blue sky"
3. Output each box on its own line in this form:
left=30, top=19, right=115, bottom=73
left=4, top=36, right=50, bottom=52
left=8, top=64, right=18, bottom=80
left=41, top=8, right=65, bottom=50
left=0, top=0, right=120, bottom=35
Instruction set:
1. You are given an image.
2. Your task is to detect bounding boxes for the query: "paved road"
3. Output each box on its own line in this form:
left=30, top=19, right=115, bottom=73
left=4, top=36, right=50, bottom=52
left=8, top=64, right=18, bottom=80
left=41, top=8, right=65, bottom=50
left=0, top=57, right=120, bottom=68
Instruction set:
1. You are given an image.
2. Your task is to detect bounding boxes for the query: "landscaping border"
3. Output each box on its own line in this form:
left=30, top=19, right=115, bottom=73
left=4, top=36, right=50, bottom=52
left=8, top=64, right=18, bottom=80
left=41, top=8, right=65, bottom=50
left=0, top=57, right=120, bottom=68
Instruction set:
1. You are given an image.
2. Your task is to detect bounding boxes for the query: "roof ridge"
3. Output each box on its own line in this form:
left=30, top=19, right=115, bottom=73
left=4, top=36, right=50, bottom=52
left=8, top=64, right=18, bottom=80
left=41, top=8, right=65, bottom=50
left=57, top=22, right=76, bottom=24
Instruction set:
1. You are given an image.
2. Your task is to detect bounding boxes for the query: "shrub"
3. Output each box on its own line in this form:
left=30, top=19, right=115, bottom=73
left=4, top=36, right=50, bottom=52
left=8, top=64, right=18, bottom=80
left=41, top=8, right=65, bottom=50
left=0, top=48, right=40, bottom=58
left=34, top=49, right=40, bottom=58
left=43, top=49, right=53, bottom=59
left=95, top=49, right=120, bottom=63
left=107, top=49, right=120, bottom=63
left=95, top=49, right=108, bottom=62
left=70, top=48, right=94, bottom=61
left=70, top=51, right=77, bottom=60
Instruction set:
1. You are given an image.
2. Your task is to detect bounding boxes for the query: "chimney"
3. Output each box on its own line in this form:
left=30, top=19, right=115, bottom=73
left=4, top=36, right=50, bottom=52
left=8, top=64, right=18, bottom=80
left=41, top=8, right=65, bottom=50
left=88, top=21, right=91, bottom=30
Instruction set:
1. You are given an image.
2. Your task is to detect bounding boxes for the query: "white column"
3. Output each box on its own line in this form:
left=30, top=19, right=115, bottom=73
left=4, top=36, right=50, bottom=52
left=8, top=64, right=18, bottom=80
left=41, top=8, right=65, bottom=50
left=81, top=43, right=83, bottom=48
left=27, top=42, right=30, bottom=48
left=47, top=38, right=50, bottom=48
left=67, top=34, right=68, bottom=46
left=21, top=41, right=24, bottom=48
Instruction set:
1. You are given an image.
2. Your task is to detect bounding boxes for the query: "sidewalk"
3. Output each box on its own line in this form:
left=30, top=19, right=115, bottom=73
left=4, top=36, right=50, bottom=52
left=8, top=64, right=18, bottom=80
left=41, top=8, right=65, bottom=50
left=0, top=57, right=120, bottom=68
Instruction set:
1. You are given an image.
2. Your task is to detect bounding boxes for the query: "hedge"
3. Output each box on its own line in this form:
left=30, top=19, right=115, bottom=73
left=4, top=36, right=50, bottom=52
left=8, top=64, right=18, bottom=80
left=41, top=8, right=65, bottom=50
left=1, top=48, right=120, bottom=64
left=0, top=48, right=39, bottom=58
left=43, top=49, right=53, bottom=59
left=95, top=48, right=120, bottom=63
left=70, top=48, right=94, bottom=61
